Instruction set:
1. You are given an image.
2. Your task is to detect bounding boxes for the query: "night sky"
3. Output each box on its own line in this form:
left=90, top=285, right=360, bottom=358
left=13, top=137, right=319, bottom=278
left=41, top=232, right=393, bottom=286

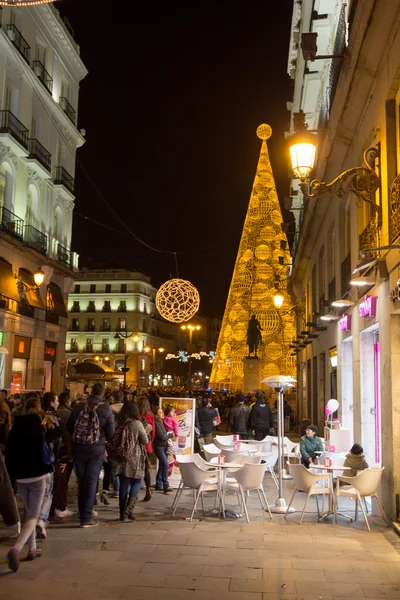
left=55, top=0, right=294, bottom=316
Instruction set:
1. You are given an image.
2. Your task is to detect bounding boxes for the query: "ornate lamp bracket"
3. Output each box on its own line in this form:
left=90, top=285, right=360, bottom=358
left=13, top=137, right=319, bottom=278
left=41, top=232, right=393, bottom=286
left=299, top=146, right=381, bottom=225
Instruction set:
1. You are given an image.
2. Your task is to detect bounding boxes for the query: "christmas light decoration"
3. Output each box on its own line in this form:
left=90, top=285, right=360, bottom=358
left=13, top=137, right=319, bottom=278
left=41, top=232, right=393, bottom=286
left=166, top=350, right=216, bottom=363
left=0, top=1, right=55, bottom=6
left=156, top=278, right=200, bottom=323
left=209, top=124, right=296, bottom=390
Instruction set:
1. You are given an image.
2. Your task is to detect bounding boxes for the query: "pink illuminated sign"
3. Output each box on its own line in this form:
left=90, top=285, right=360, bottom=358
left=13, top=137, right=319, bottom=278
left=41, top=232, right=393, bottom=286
left=359, top=295, right=377, bottom=318
left=339, top=314, right=352, bottom=331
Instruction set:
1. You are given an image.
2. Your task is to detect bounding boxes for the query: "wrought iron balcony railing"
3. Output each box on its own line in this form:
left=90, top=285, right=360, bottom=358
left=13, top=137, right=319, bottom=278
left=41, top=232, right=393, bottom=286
left=0, top=109, right=29, bottom=149
left=32, top=60, right=53, bottom=94
left=70, top=304, right=80, bottom=313
left=6, top=24, right=30, bottom=64
left=0, top=206, right=24, bottom=241
left=24, top=224, right=48, bottom=255
left=100, top=325, right=111, bottom=331
left=28, top=138, right=52, bottom=172
left=69, top=325, right=80, bottom=331
left=84, top=325, right=96, bottom=331
left=59, top=96, right=76, bottom=125
left=57, top=243, right=72, bottom=267
left=46, top=311, right=59, bottom=325
left=54, top=166, right=75, bottom=193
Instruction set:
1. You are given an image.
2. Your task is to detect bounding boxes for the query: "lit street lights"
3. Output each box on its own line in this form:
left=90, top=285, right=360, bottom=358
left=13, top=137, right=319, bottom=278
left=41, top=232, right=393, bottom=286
left=144, top=345, right=165, bottom=385
left=113, top=330, right=139, bottom=388
left=181, top=323, right=201, bottom=389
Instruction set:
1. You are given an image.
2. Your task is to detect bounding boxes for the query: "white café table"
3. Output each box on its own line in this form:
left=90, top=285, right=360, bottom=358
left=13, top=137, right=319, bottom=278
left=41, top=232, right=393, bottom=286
left=204, top=458, right=244, bottom=518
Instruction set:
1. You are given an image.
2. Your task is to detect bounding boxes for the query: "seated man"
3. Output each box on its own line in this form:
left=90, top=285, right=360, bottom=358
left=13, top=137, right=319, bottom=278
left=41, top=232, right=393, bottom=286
left=300, top=425, right=323, bottom=468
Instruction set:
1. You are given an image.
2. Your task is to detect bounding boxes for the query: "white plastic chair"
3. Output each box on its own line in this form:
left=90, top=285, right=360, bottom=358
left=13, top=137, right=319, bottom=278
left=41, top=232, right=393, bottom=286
left=225, top=463, right=272, bottom=523
left=262, top=448, right=279, bottom=489
left=335, top=468, right=387, bottom=531
left=219, top=448, right=241, bottom=462
left=285, top=464, right=333, bottom=524
left=172, top=461, right=220, bottom=520
left=215, top=434, right=235, bottom=446
left=171, top=454, right=218, bottom=511
left=203, top=443, right=221, bottom=462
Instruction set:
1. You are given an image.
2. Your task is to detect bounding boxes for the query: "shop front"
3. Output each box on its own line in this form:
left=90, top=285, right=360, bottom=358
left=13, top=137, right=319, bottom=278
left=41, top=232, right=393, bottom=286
left=11, top=335, right=31, bottom=393
left=43, top=341, right=57, bottom=392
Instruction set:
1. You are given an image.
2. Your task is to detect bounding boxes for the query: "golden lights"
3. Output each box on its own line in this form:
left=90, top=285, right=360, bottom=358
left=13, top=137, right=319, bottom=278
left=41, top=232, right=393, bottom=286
left=156, top=278, right=200, bottom=323
left=289, top=132, right=317, bottom=180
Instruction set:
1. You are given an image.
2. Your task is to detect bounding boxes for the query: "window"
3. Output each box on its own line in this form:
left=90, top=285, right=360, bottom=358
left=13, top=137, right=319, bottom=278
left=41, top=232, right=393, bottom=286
left=102, top=339, right=109, bottom=351
left=71, top=318, right=79, bottom=330
left=71, top=301, right=80, bottom=312
left=118, top=317, right=126, bottom=330
left=86, top=338, right=93, bottom=351
left=74, top=284, right=80, bottom=293
left=87, top=301, right=96, bottom=312
left=118, top=300, right=127, bottom=312
left=102, top=300, right=111, bottom=312
left=143, top=303, right=147, bottom=314
left=90, top=284, right=96, bottom=293
left=87, top=318, right=95, bottom=331
left=105, top=284, right=111, bottom=293
left=70, top=337, right=78, bottom=351
left=102, top=318, right=110, bottom=331
left=121, top=284, right=127, bottom=293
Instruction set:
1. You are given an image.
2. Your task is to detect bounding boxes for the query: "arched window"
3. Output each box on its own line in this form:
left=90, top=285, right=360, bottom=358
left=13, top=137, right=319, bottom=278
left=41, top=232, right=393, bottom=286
left=0, top=162, right=15, bottom=212
left=25, top=185, right=39, bottom=230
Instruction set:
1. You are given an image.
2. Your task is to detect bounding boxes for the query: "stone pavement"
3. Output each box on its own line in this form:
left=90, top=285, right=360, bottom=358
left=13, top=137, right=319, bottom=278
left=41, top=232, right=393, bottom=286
left=1, top=475, right=399, bottom=600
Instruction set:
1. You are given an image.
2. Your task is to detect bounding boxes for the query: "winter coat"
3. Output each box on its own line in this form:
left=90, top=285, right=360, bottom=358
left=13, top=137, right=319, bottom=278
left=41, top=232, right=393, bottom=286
left=196, top=407, right=218, bottom=435
left=140, top=411, right=155, bottom=454
left=6, top=414, right=54, bottom=481
left=300, top=435, right=324, bottom=460
left=163, top=415, right=179, bottom=437
left=249, top=401, right=274, bottom=431
left=154, top=418, right=172, bottom=448
left=56, top=405, right=73, bottom=461
left=67, top=395, right=115, bottom=455
left=0, top=398, right=11, bottom=446
left=342, top=453, right=369, bottom=477
left=230, top=403, right=250, bottom=434
left=113, top=418, right=148, bottom=479
left=0, top=449, right=19, bottom=526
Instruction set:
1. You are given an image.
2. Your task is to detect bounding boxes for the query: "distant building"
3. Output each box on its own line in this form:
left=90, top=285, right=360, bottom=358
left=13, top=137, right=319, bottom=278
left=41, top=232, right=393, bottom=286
left=0, top=4, right=87, bottom=392
left=66, top=268, right=221, bottom=387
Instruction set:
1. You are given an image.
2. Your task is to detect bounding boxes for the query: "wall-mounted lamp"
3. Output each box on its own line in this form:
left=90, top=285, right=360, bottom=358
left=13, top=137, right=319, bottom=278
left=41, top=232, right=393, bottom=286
left=350, top=277, right=375, bottom=287
left=320, top=314, right=339, bottom=321
left=329, top=347, right=338, bottom=368
left=15, top=267, right=45, bottom=292
left=331, top=299, right=355, bottom=308
left=273, top=292, right=284, bottom=308
left=301, top=32, right=345, bottom=62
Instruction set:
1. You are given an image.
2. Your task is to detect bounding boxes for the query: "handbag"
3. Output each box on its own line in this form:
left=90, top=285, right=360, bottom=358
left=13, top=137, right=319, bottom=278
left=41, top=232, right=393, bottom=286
left=42, top=441, right=55, bottom=465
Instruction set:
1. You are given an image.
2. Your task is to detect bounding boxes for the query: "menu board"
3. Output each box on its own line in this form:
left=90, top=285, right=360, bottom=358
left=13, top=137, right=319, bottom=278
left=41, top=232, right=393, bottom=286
left=159, top=397, right=196, bottom=489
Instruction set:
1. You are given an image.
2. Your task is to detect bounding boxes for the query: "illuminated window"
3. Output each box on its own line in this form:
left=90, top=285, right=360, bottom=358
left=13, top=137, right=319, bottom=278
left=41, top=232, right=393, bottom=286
left=18, top=341, right=25, bottom=353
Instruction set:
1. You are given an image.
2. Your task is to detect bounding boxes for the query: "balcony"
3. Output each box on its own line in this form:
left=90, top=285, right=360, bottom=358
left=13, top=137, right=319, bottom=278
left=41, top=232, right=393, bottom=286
left=68, top=345, right=78, bottom=353
left=57, top=243, right=72, bottom=268
left=102, top=305, right=111, bottom=312
left=32, top=61, right=53, bottom=95
left=46, top=311, right=59, bottom=325
left=0, top=206, right=24, bottom=241
left=84, top=347, right=93, bottom=353
left=54, top=166, right=74, bottom=194
left=17, top=302, right=34, bottom=318
left=24, top=224, right=47, bottom=255
left=59, top=96, right=76, bottom=125
left=100, top=325, right=111, bottom=331
left=0, top=109, right=29, bottom=153
left=359, top=215, right=379, bottom=260
left=117, top=305, right=127, bottom=313
left=84, top=326, right=96, bottom=332
left=6, top=24, right=30, bottom=64
left=70, top=305, right=80, bottom=313
left=0, top=295, right=34, bottom=318
left=86, top=304, right=96, bottom=313
left=102, top=345, right=110, bottom=353
left=69, top=325, right=80, bottom=331
left=27, top=138, right=52, bottom=176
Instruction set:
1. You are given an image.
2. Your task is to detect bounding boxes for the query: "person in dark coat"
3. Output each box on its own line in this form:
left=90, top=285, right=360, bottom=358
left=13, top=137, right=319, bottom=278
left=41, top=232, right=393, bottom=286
left=67, top=383, right=114, bottom=527
left=153, top=407, right=174, bottom=493
left=249, top=391, right=274, bottom=441
left=230, top=394, right=250, bottom=439
left=195, top=398, right=218, bottom=445
left=0, top=450, right=19, bottom=537
left=5, top=397, right=54, bottom=572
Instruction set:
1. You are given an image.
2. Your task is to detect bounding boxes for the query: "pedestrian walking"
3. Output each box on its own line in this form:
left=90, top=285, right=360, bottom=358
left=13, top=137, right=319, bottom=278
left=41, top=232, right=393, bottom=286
left=249, top=391, right=274, bottom=441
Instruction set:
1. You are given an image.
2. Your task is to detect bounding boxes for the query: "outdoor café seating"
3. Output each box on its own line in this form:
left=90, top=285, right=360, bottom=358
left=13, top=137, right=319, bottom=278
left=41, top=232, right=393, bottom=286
left=225, top=462, right=272, bottom=523
left=284, top=463, right=333, bottom=524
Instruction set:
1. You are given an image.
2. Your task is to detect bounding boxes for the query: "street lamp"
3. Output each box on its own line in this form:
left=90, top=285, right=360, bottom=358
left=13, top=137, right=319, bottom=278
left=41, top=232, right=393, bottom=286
left=181, top=323, right=201, bottom=389
left=289, top=133, right=381, bottom=223
left=114, top=330, right=139, bottom=388
left=144, top=345, right=165, bottom=385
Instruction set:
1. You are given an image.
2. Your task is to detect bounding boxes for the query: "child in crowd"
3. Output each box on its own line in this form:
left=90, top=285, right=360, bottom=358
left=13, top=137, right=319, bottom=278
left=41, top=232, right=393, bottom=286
left=342, top=443, right=369, bottom=477
left=163, top=405, right=179, bottom=438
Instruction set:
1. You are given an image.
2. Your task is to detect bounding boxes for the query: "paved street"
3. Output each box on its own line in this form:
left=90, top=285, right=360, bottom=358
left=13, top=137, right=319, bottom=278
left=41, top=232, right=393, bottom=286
left=1, top=475, right=399, bottom=600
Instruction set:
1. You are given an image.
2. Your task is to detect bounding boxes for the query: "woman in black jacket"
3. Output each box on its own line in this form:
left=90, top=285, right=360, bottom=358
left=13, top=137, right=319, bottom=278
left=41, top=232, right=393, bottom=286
left=153, top=407, right=173, bottom=493
left=5, top=395, right=54, bottom=573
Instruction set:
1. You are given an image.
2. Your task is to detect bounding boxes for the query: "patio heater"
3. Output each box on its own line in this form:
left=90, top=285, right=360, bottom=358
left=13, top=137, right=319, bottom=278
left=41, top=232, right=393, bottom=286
left=261, top=375, right=297, bottom=514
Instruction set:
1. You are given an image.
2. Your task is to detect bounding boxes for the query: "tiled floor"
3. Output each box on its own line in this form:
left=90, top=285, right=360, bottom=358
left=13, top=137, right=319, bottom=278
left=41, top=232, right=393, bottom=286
left=1, top=474, right=399, bottom=600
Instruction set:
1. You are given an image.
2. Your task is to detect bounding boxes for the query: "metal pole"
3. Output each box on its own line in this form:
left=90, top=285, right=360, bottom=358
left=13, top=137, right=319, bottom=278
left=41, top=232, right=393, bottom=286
left=152, top=348, right=156, bottom=384
left=188, top=330, right=192, bottom=390
left=123, top=342, right=127, bottom=389
left=269, top=386, right=295, bottom=514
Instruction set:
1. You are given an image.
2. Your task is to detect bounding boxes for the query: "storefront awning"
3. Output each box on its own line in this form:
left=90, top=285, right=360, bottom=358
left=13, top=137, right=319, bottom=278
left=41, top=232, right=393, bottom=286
left=67, top=362, right=121, bottom=380
left=48, top=282, right=68, bottom=318
left=19, top=269, right=45, bottom=309
left=0, top=257, right=20, bottom=302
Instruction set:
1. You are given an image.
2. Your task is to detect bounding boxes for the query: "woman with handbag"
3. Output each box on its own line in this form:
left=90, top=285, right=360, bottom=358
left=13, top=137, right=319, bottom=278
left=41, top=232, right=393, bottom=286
left=5, top=395, right=54, bottom=572
left=137, top=395, right=155, bottom=502
left=111, top=401, right=148, bottom=521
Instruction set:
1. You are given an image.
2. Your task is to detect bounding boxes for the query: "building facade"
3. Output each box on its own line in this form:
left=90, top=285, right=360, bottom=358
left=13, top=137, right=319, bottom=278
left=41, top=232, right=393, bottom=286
left=0, top=4, right=87, bottom=392
left=66, top=269, right=219, bottom=387
left=287, top=0, right=400, bottom=522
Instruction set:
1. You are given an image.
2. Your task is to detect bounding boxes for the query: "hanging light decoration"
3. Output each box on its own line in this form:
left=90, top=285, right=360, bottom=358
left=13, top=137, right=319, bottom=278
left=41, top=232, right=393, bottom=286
left=156, top=278, right=200, bottom=324
left=0, top=1, right=55, bottom=6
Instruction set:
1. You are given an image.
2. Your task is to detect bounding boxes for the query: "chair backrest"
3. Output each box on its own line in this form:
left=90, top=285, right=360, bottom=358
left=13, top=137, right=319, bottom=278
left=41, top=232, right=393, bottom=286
left=221, top=448, right=240, bottom=462
left=215, top=435, right=234, bottom=445
left=231, top=463, right=266, bottom=490
left=282, top=437, right=298, bottom=453
left=176, top=453, right=210, bottom=471
left=214, top=439, right=234, bottom=451
left=255, top=440, right=272, bottom=454
left=202, top=443, right=221, bottom=462
left=245, top=443, right=261, bottom=455
left=178, top=461, right=216, bottom=489
left=289, top=463, right=329, bottom=490
left=265, top=448, right=279, bottom=469
left=349, top=467, right=384, bottom=496
left=231, top=455, right=261, bottom=465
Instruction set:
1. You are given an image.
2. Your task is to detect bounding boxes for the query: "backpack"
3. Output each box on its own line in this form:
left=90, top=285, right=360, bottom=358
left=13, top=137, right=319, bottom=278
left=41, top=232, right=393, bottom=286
left=72, top=404, right=101, bottom=444
left=107, top=422, right=133, bottom=462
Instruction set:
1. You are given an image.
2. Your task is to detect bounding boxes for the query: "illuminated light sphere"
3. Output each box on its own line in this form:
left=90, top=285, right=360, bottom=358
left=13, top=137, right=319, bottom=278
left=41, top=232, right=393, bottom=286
left=256, top=123, right=272, bottom=140
left=156, top=278, right=200, bottom=324
left=0, top=1, right=55, bottom=5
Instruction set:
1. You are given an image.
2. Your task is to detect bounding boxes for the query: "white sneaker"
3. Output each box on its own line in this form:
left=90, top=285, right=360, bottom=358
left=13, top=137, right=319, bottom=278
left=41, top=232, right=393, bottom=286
left=55, top=508, right=74, bottom=518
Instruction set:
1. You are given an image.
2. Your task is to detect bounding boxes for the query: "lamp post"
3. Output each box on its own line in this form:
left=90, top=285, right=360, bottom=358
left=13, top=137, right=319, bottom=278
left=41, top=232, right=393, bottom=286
left=181, top=323, right=201, bottom=390
left=289, top=132, right=381, bottom=223
left=144, top=345, right=165, bottom=386
left=114, top=330, right=139, bottom=388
